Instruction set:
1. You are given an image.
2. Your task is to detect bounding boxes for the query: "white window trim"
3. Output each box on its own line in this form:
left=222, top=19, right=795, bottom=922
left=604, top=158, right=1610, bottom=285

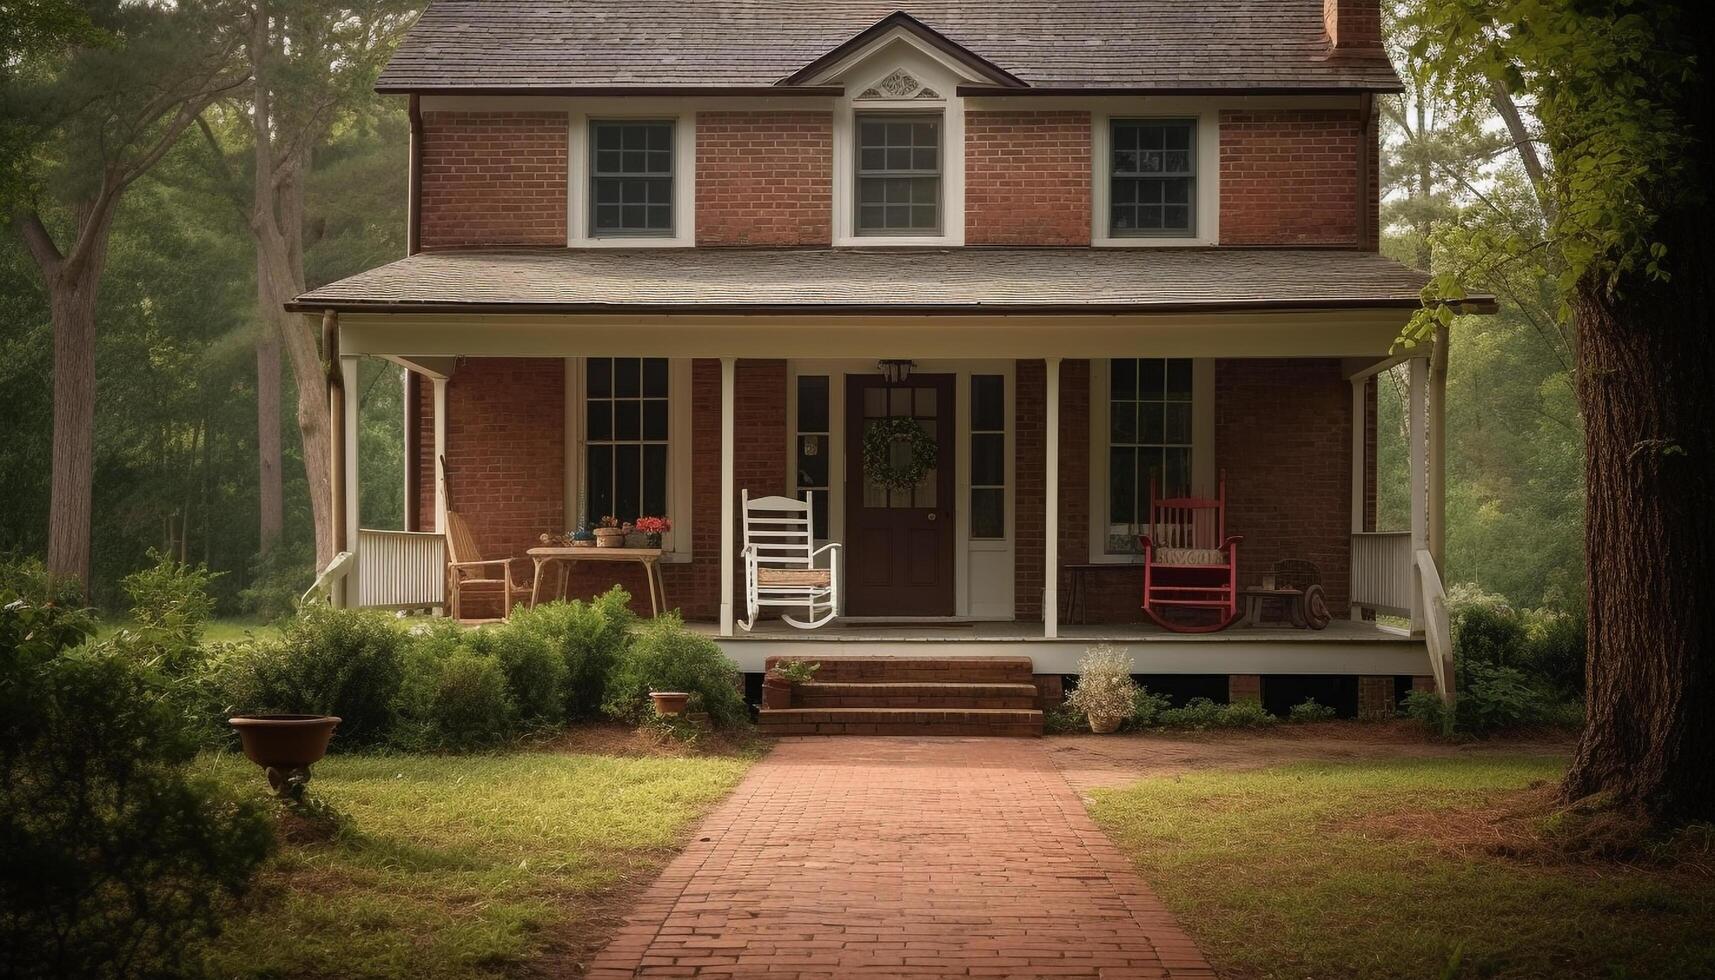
left=1086, top=358, right=1216, bottom=563
left=567, top=112, right=696, bottom=248
left=563, top=357, right=694, bottom=560
left=1091, top=108, right=1220, bottom=247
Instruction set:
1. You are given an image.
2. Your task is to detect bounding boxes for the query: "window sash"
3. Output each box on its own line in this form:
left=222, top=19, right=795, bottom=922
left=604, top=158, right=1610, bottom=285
left=1108, top=119, right=1196, bottom=238
left=589, top=121, right=675, bottom=236
left=585, top=357, right=671, bottom=527
left=855, top=114, right=942, bottom=236
left=1105, top=358, right=1194, bottom=554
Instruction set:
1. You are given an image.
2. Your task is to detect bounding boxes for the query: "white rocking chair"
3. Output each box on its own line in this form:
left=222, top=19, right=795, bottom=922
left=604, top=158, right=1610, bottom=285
left=741, top=490, right=841, bottom=631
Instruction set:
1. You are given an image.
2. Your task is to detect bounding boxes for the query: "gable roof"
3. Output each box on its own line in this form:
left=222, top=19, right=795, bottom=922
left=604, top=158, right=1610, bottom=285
left=779, top=11, right=1026, bottom=89
left=376, top=1, right=1403, bottom=95
left=289, top=248, right=1493, bottom=316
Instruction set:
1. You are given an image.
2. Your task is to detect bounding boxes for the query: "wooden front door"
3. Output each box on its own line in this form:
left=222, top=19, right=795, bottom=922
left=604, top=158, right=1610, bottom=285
left=844, top=373, right=956, bottom=617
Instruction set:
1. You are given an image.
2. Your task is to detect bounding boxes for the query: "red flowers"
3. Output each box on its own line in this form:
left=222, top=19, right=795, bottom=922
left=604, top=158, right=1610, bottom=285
left=633, top=516, right=672, bottom=534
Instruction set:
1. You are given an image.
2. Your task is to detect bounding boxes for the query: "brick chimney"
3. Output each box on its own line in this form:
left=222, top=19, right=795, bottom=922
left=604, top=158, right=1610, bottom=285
left=1324, top=0, right=1382, bottom=54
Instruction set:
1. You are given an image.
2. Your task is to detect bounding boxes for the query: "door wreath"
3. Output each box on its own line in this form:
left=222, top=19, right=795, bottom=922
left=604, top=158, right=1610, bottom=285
left=862, top=417, right=938, bottom=491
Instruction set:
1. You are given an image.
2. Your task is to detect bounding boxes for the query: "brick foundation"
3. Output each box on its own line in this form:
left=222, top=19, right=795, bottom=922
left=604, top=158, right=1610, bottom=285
left=1357, top=675, right=1396, bottom=719
left=1228, top=674, right=1263, bottom=703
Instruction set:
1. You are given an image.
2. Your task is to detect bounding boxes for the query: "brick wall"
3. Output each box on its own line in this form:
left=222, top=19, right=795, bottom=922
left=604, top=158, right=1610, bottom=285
left=1215, top=358, right=1354, bottom=615
left=1014, top=360, right=1045, bottom=619
left=730, top=360, right=789, bottom=612
left=1218, top=109, right=1366, bottom=247
left=1325, top=0, right=1383, bottom=51
left=419, top=112, right=568, bottom=248
left=965, top=111, right=1092, bottom=246
left=696, top=112, right=833, bottom=246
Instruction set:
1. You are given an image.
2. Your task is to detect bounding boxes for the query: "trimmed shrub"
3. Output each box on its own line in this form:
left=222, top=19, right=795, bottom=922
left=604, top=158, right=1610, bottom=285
left=508, top=586, right=635, bottom=720
left=1129, top=687, right=1174, bottom=728
left=1155, top=697, right=1277, bottom=730
left=462, top=623, right=567, bottom=729
left=1288, top=697, right=1338, bottom=722
left=605, top=615, right=747, bottom=727
left=1, top=589, right=274, bottom=979
left=404, top=649, right=517, bottom=751
left=221, top=605, right=405, bottom=748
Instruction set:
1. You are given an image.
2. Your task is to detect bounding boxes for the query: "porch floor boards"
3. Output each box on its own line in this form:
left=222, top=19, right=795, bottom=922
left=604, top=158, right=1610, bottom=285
left=696, top=619, right=1412, bottom=644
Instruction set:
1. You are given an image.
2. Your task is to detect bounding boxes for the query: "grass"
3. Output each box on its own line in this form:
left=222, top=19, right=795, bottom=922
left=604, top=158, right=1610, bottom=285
left=195, top=744, right=758, bottom=979
left=1087, top=756, right=1715, bottom=980
left=94, top=616, right=282, bottom=643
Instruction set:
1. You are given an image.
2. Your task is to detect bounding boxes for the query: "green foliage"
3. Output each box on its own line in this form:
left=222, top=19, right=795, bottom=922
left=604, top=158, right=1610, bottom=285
left=221, top=606, right=405, bottom=748
left=506, top=587, right=636, bottom=720
left=0, top=588, right=273, bottom=980
left=238, top=539, right=315, bottom=623
left=395, top=645, right=518, bottom=752
left=122, top=548, right=220, bottom=639
left=605, top=616, right=747, bottom=728
left=1130, top=687, right=1174, bottom=728
left=1043, top=703, right=1085, bottom=735
left=1289, top=698, right=1338, bottom=723
left=770, top=659, right=820, bottom=684
left=1155, top=697, right=1279, bottom=731
left=460, top=623, right=566, bottom=730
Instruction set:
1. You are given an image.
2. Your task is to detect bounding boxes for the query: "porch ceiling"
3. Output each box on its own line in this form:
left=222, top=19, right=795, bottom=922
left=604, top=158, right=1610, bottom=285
left=290, top=247, right=1492, bottom=317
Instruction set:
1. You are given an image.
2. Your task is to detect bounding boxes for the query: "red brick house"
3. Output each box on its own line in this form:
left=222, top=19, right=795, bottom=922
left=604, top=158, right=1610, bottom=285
left=293, top=0, right=1487, bottom=719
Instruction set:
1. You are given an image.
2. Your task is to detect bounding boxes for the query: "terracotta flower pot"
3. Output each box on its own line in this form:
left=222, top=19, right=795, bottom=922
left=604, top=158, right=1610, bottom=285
left=229, top=714, right=341, bottom=796
left=595, top=528, right=626, bottom=549
left=1087, top=714, right=1124, bottom=734
left=650, top=691, right=691, bottom=716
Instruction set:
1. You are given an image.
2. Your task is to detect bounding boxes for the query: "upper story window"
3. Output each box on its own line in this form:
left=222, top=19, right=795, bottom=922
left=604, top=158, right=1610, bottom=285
left=589, top=121, right=674, bottom=236
left=856, top=115, right=940, bottom=236
left=1109, top=119, right=1196, bottom=238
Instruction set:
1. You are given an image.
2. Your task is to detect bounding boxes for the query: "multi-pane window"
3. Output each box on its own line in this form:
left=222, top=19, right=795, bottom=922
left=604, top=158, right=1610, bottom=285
left=794, top=376, right=831, bottom=539
left=589, top=121, right=673, bottom=235
left=856, top=116, right=940, bottom=235
left=970, top=375, right=1005, bottom=540
left=1110, top=119, right=1195, bottom=237
left=1108, top=358, right=1193, bottom=553
left=585, top=358, right=669, bottom=526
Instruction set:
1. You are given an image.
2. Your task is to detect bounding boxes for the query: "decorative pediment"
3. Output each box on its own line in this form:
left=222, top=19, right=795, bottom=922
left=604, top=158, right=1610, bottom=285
left=857, top=69, right=943, bottom=101
left=779, top=11, right=1027, bottom=89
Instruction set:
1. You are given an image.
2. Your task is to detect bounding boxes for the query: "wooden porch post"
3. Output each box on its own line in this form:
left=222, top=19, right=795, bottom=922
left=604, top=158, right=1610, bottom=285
left=432, top=377, right=449, bottom=534
left=1408, top=356, right=1428, bottom=631
left=719, top=357, right=736, bottom=636
left=1350, top=376, right=1366, bottom=621
left=1044, top=357, right=1061, bottom=639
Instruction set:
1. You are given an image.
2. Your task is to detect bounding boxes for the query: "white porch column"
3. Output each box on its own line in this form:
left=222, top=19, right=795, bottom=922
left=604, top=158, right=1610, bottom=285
left=1408, top=356, right=1428, bottom=631
left=341, top=354, right=362, bottom=605
left=719, top=357, right=737, bottom=636
left=432, top=377, right=449, bottom=533
left=1044, top=357, right=1061, bottom=639
left=1350, top=377, right=1366, bottom=621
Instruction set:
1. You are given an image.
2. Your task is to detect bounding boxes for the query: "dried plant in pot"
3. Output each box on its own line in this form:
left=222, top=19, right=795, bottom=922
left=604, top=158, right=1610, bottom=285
left=1066, top=644, right=1139, bottom=734
left=763, top=660, right=819, bottom=709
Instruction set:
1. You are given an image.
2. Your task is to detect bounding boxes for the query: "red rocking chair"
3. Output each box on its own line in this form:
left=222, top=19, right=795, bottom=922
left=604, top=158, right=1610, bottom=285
left=1138, top=472, right=1243, bottom=633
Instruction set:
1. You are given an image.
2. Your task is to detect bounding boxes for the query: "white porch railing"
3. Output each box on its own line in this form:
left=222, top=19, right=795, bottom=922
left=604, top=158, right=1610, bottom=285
left=1350, top=531, right=1413, bottom=617
left=356, top=529, right=446, bottom=609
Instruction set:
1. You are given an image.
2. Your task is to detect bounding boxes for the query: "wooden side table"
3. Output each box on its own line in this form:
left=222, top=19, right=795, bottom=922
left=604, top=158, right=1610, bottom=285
left=1241, top=587, right=1308, bottom=629
left=525, top=547, right=667, bottom=616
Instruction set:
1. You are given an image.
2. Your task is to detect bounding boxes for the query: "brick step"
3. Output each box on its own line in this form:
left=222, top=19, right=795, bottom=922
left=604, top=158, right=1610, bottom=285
left=757, top=707, right=1044, bottom=738
left=765, top=654, right=1034, bottom=685
left=793, top=681, right=1041, bottom=710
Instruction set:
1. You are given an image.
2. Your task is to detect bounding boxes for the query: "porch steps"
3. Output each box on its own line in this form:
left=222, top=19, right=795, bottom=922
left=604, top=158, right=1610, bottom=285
left=759, top=655, right=1043, bottom=737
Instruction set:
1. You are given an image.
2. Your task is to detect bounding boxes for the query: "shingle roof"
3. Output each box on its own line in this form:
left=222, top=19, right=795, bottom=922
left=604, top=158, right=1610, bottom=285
left=290, top=248, right=1475, bottom=314
left=377, top=1, right=1403, bottom=94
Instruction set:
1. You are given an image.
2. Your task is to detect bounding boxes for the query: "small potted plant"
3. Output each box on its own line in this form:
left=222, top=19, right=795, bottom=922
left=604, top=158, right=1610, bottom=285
left=570, top=526, right=596, bottom=548
left=1067, top=644, right=1139, bottom=734
left=649, top=690, right=691, bottom=716
left=594, top=515, right=627, bottom=549
left=633, top=515, right=671, bottom=549
left=763, top=659, right=819, bottom=709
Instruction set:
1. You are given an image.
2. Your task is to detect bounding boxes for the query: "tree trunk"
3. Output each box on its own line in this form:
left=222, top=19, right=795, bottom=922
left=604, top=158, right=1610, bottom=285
left=1561, top=209, right=1715, bottom=823
left=256, top=255, right=284, bottom=555
left=46, top=275, right=100, bottom=588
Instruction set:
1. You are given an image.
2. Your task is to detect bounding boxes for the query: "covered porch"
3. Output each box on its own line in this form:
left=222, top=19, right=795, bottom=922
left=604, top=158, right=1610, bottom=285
left=294, top=247, right=1481, bottom=698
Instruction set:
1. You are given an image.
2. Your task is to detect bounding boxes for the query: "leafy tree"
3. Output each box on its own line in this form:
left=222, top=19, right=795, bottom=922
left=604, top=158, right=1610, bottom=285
left=1412, top=0, right=1714, bottom=824
left=6, top=0, right=246, bottom=588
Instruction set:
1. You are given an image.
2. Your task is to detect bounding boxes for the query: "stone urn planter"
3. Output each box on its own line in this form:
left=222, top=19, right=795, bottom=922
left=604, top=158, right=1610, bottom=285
left=650, top=691, right=691, bottom=716
left=1087, top=714, right=1124, bottom=734
left=229, top=714, right=341, bottom=798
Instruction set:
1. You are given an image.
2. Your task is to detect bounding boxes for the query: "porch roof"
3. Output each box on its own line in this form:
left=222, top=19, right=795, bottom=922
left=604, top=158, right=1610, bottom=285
left=290, top=247, right=1494, bottom=316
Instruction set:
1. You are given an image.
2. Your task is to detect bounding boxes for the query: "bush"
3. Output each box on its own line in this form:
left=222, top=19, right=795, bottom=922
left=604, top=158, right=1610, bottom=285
left=395, top=646, right=518, bottom=752
left=1405, top=661, right=1564, bottom=736
left=1129, top=687, right=1173, bottom=728
left=1288, top=697, right=1338, bottom=722
left=221, top=605, right=406, bottom=748
left=0, top=589, right=274, bottom=979
left=121, top=550, right=220, bottom=640
left=1523, top=607, right=1586, bottom=697
left=605, top=615, right=747, bottom=727
left=461, top=623, right=567, bottom=729
left=237, top=540, right=314, bottom=622
left=1155, top=697, right=1278, bottom=730
left=1453, top=595, right=1530, bottom=670
left=1043, top=703, right=1084, bottom=734
left=1066, top=645, right=1139, bottom=723
left=508, top=586, right=635, bottom=720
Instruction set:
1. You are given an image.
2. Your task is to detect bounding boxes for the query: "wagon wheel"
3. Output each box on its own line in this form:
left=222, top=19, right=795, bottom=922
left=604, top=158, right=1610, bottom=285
left=1301, top=583, right=1332, bottom=630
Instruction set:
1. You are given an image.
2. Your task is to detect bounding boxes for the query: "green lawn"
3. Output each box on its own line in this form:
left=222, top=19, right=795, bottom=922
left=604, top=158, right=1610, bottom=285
left=196, top=744, right=758, bottom=979
left=1088, top=756, right=1715, bottom=980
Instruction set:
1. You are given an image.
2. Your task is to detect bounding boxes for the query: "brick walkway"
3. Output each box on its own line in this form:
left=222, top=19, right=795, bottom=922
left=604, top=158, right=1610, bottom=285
left=588, top=737, right=1213, bottom=979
